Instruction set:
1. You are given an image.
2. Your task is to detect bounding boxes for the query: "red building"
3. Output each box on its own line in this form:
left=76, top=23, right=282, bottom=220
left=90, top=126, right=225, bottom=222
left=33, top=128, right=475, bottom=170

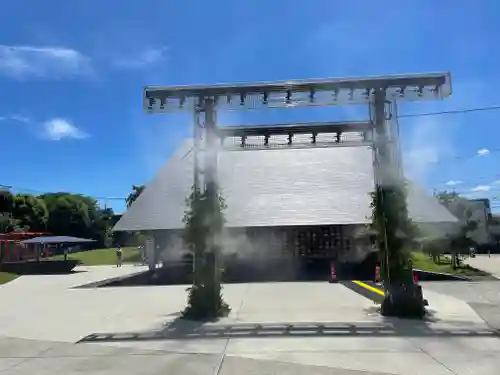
left=0, top=232, right=51, bottom=262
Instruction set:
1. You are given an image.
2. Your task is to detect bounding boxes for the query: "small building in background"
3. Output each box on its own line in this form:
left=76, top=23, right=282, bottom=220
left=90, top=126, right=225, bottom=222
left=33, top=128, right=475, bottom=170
left=466, top=198, right=492, bottom=246
left=488, top=213, right=500, bottom=245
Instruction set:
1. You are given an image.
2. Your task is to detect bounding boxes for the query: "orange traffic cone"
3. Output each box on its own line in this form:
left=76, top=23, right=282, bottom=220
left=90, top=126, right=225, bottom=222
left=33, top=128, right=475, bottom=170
left=329, top=261, right=338, bottom=283
left=374, top=264, right=381, bottom=283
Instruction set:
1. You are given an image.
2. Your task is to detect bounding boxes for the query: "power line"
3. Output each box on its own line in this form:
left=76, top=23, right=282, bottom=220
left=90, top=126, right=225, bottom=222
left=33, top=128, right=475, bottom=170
left=434, top=151, right=500, bottom=165
left=398, top=105, right=500, bottom=164
left=444, top=190, right=500, bottom=196
left=437, top=175, right=500, bottom=189
left=2, top=104, right=500, bottom=202
left=399, top=104, right=500, bottom=119
left=0, top=183, right=127, bottom=202
left=405, top=147, right=500, bottom=168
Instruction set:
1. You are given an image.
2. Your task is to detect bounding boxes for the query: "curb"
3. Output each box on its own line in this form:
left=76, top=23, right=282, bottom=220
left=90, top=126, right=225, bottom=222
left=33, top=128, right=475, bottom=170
left=341, top=280, right=385, bottom=304
left=73, top=270, right=149, bottom=289
left=413, top=268, right=470, bottom=281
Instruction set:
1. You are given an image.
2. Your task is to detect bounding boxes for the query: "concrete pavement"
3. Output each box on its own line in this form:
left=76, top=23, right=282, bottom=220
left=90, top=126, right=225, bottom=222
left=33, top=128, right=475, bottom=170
left=1, top=265, right=500, bottom=374
left=466, top=254, right=500, bottom=279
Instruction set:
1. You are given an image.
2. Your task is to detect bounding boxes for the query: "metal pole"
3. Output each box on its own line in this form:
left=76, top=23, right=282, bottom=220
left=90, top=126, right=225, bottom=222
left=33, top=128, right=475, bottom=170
left=193, top=105, right=202, bottom=193
left=204, top=98, right=218, bottom=199
left=203, top=99, right=219, bottom=289
left=374, top=89, right=391, bottom=185
left=391, top=100, right=404, bottom=178
left=192, top=101, right=204, bottom=279
left=372, top=89, right=391, bottom=286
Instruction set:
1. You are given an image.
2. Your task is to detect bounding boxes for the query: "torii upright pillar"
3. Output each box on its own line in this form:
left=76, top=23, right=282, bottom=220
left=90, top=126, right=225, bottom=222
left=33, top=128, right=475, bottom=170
left=192, top=97, right=221, bottom=291
left=372, top=89, right=425, bottom=317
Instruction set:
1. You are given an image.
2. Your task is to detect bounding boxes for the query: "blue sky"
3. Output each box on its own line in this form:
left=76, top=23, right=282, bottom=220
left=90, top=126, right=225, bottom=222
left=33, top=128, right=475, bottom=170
left=1, top=0, right=500, bottom=213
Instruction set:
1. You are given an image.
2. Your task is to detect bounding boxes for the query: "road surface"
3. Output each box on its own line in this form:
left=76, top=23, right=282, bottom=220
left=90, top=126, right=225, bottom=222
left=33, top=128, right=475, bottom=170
left=1, top=265, right=499, bottom=374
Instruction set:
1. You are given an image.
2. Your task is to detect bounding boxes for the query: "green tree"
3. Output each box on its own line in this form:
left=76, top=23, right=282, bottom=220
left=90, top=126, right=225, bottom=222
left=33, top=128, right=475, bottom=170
left=0, top=213, right=22, bottom=265
left=1, top=190, right=116, bottom=248
left=11, top=194, right=48, bottom=231
left=0, top=190, right=14, bottom=214
left=40, top=193, right=102, bottom=239
left=0, top=190, right=21, bottom=264
left=122, top=185, right=147, bottom=248
left=91, top=207, right=116, bottom=247
left=45, top=195, right=91, bottom=237
left=181, top=186, right=230, bottom=320
left=126, top=185, right=145, bottom=208
left=371, top=182, right=419, bottom=283
left=436, top=190, right=459, bottom=206
left=36, top=192, right=116, bottom=245
left=0, top=213, right=21, bottom=233
left=372, top=182, right=425, bottom=318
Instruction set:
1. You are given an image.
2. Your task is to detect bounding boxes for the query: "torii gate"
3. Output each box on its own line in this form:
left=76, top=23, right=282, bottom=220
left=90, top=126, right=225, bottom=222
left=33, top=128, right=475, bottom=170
left=142, top=73, right=452, bottom=291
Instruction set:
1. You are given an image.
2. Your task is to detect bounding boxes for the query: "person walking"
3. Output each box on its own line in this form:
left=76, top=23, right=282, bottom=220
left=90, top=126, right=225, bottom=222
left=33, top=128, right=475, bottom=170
left=139, top=245, right=146, bottom=265
left=64, top=246, right=71, bottom=261
left=116, top=246, right=123, bottom=267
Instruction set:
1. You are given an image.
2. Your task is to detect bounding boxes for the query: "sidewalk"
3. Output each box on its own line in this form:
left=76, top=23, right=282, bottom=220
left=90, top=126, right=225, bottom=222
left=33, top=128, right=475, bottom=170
left=1, top=268, right=499, bottom=374
left=0, top=264, right=148, bottom=290
left=466, top=254, right=500, bottom=279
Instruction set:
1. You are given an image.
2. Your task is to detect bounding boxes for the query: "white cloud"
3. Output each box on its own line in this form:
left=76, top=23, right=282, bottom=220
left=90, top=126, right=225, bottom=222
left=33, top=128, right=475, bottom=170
left=0, top=114, right=31, bottom=123
left=445, top=180, right=463, bottom=187
left=42, top=118, right=89, bottom=141
left=10, top=115, right=31, bottom=123
left=477, top=148, right=490, bottom=156
left=0, top=45, right=91, bottom=79
left=111, top=46, right=168, bottom=69
left=471, top=185, right=491, bottom=192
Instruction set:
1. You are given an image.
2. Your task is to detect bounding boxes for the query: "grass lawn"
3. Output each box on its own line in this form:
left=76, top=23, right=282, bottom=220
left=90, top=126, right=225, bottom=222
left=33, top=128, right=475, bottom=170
left=51, top=247, right=141, bottom=266
left=411, top=251, right=490, bottom=277
left=0, top=272, right=18, bottom=285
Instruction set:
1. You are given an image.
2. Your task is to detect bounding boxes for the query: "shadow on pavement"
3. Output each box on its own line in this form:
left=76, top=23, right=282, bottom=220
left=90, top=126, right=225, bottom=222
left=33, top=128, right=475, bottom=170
left=77, top=317, right=499, bottom=343
left=1, top=259, right=81, bottom=275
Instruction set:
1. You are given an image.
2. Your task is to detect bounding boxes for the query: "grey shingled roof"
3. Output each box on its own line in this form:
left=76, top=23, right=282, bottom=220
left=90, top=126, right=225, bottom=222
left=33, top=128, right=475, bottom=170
left=114, top=139, right=457, bottom=231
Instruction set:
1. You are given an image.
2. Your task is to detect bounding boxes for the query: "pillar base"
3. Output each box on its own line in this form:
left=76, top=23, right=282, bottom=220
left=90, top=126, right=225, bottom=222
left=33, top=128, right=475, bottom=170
left=381, top=282, right=426, bottom=319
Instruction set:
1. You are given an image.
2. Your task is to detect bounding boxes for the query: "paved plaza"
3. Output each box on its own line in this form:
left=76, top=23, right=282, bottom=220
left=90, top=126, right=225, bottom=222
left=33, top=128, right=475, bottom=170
left=466, top=254, right=500, bottom=279
left=1, top=264, right=500, bottom=374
